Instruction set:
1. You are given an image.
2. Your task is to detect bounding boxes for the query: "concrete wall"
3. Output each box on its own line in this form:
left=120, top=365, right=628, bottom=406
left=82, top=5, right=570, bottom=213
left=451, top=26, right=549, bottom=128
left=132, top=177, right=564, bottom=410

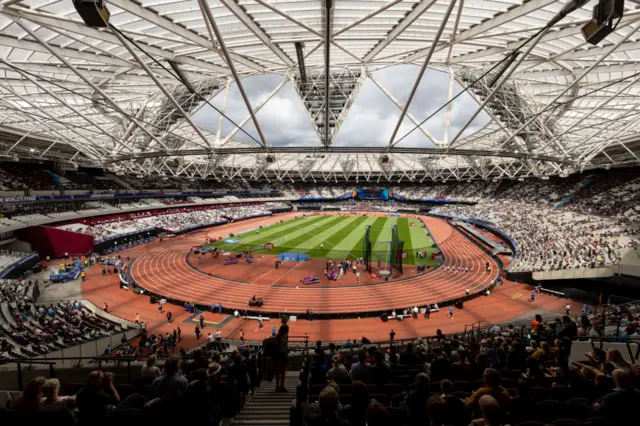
left=571, top=340, right=639, bottom=364
left=533, top=268, right=616, bottom=281
left=2, top=239, right=32, bottom=252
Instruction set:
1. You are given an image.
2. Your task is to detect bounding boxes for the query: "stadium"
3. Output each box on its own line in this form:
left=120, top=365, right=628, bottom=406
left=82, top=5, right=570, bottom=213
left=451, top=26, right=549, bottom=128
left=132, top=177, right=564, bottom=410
left=0, top=0, right=640, bottom=424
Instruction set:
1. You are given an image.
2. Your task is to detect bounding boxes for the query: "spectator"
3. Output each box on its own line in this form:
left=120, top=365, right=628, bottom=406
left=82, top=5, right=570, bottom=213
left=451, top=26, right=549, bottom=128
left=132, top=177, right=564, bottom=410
left=471, top=395, right=503, bottom=426
left=340, top=380, right=373, bottom=426
left=310, top=354, right=328, bottom=384
left=39, top=378, right=76, bottom=412
left=465, top=368, right=511, bottom=412
left=426, top=395, right=449, bottom=426
left=76, top=370, right=144, bottom=420
left=350, top=350, right=371, bottom=383
left=369, top=350, right=391, bottom=385
left=593, top=369, right=640, bottom=419
left=606, top=348, right=633, bottom=373
left=141, top=354, right=161, bottom=379
left=14, top=376, right=46, bottom=411
left=328, top=355, right=349, bottom=381
left=440, top=379, right=470, bottom=426
left=403, top=373, right=430, bottom=426
left=365, top=402, right=391, bottom=426
left=430, top=347, right=451, bottom=381
left=306, top=386, right=349, bottom=426
left=507, top=378, right=535, bottom=424
left=275, top=315, right=289, bottom=392
left=150, top=355, right=188, bottom=403
left=451, top=351, right=472, bottom=380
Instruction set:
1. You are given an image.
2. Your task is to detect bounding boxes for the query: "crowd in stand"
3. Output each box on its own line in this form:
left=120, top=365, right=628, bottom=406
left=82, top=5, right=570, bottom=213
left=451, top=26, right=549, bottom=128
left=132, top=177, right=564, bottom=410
left=1, top=277, right=128, bottom=359
left=300, top=312, right=639, bottom=426
left=312, top=200, right=420, bottom=212
left=55, top=203, right=287, bottom=241
left=0, top=162, right=58, bottom=192
left=0, top=249, right=30, bottom=273
left=3, top=343, right=260, bottom=425
left=431, top=202, right=638, bottom=272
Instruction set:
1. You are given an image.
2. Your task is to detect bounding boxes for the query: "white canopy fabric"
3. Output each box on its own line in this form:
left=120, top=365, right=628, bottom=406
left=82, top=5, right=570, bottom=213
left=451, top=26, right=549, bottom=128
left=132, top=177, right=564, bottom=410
left=0, top=0, right=639, bottom=181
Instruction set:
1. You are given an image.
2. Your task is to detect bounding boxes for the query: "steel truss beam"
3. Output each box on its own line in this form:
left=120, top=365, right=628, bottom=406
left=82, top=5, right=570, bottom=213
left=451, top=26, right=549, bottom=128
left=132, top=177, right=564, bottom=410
left=105, top=146, right=574, bottom=165
left=108, top=0, right=264, bottom=73
left=198, top=0, right=268, bottom=148
left=365, top=0, right=437, bottom=63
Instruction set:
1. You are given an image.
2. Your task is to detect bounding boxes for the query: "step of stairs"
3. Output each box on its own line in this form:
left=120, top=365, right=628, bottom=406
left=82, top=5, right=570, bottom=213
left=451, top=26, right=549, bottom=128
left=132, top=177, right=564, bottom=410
left=231, top=372, right=299, bottom=426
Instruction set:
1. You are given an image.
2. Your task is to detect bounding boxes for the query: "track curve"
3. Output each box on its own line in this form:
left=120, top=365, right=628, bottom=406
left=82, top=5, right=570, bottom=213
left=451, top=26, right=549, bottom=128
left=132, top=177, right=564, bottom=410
left=130, top=214, right=499, bottom=314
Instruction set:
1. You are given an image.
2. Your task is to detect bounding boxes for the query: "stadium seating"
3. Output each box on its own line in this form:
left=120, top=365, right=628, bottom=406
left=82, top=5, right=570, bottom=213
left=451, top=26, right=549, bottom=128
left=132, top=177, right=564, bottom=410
left=54, top=203, right=289, bottom=242
left=0, top=251, right=29, bottom=274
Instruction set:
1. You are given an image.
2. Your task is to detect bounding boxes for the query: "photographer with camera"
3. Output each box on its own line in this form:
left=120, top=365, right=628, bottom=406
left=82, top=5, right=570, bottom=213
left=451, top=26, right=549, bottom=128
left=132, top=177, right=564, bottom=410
left=76, top=370, right=145, bottom=422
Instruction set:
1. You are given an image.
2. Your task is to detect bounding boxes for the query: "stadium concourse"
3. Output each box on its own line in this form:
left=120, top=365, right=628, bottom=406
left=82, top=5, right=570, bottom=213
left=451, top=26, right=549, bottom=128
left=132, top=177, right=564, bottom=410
left=80, top=211, right=577, bottom=344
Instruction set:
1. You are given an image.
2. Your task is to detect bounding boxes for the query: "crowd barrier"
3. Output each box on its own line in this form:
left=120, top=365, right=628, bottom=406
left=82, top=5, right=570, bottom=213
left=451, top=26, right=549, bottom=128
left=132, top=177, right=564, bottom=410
left=49, top=260, right=82, bottom=283
left=429, top=212, right=518, bottom=268
left=278, top=252, right=310, bottom=261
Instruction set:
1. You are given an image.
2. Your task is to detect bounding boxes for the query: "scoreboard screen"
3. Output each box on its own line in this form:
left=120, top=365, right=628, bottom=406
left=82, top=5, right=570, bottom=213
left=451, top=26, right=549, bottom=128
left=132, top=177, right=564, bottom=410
left=357, top=189, right=391, bottom=200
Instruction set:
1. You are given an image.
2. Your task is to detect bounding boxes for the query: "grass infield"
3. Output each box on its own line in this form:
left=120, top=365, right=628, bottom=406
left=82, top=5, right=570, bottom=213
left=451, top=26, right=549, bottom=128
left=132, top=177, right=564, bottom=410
left=207, top=214, right=438, bottom=265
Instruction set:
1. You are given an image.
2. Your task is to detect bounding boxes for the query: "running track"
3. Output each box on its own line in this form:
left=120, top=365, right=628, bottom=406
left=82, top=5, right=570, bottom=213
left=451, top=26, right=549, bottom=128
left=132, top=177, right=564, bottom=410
left=129, top=214, right=499, bottom=314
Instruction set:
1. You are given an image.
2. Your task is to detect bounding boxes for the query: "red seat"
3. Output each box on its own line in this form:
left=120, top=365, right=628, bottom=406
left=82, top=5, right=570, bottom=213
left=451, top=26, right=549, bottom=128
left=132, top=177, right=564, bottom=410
left=339, top=384, right=352, bottom=395
left=383, top=383, right=402, bottom=397
left=339, top=394, right=352, bottom=406
left=453, top=380, right=472, bottom=392
left=371, top=393, right=390, bottom=407
left=391, top=392, right=407, bottom=407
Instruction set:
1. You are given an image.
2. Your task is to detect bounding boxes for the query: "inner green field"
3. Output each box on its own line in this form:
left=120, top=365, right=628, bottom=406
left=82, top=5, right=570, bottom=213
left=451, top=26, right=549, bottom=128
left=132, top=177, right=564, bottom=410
left=209, top=215, right=438, bottom=265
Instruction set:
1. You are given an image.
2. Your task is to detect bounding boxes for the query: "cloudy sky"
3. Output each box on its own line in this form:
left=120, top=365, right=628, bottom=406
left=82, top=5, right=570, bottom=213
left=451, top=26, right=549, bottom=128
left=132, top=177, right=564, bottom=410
left=191, top=64, right=489, bottom=148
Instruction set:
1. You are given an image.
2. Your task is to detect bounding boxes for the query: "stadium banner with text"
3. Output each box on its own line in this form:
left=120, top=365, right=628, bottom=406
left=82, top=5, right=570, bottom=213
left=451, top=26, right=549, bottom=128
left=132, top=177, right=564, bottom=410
left=0, top=189, right=280, bottom=204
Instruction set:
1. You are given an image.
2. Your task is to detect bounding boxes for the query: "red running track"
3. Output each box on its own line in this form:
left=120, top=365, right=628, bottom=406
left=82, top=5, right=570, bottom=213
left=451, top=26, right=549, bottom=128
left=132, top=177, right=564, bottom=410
left=129, top=214, right=499, bottom=314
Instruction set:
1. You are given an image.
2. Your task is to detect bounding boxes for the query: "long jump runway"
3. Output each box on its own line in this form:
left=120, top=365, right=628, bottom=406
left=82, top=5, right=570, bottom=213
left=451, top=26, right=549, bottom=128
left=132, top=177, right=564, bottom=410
left=127, top=214, right=500, bottom=314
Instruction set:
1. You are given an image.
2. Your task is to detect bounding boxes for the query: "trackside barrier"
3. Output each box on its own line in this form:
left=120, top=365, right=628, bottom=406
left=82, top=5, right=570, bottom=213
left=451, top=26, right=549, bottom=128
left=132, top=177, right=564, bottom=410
left=429, top=212, right=518, bottom=270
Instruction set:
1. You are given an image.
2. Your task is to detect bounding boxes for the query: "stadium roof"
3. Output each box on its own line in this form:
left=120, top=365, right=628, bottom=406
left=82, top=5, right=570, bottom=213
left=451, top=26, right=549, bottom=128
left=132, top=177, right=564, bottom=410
left=0, top=0, right=640, bottom=182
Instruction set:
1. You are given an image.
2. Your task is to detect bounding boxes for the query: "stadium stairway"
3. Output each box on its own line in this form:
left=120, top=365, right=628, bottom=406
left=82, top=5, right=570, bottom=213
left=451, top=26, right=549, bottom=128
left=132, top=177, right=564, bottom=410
left=231, top=372, right=298, bottom=426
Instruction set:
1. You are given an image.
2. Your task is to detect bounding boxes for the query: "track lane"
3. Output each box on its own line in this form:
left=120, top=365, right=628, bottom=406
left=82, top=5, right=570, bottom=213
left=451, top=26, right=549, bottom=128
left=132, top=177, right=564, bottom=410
left=130, top=214, right=499, bottom=314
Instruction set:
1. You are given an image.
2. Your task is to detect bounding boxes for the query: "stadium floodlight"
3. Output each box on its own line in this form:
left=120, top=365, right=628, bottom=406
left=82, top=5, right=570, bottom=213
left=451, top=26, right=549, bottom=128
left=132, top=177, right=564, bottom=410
left=73, top=0, right=110, bottom=28
left=581, top=0, right=624, bottom=45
